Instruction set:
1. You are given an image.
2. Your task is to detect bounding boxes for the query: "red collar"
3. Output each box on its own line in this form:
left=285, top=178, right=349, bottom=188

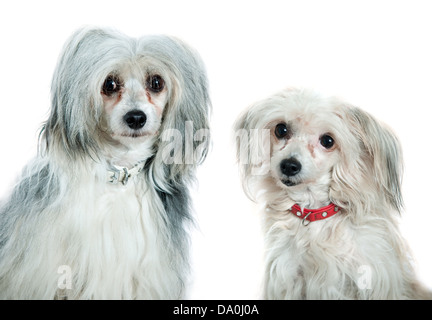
left=289, top=203, right=340, bottom=226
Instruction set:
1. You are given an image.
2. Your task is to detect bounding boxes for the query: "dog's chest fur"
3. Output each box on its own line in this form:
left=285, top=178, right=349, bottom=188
left=263, top=208, right=413, bottom=299
left=0, top=162, right=179, bottom=300
left=264, top=214, right=355, bottom=299
left=53, top=170, right=179, bottom=299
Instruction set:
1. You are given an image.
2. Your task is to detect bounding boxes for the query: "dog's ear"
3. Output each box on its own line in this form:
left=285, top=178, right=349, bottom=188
left=233, top=103, right=272, bottom=199
left=144, top=36, right=211, bottom=188
left=332, top=106, right=404, bottom=214
left=234, top=108, right=271, bottom=173
left=45, top=27, right=125, bottom=159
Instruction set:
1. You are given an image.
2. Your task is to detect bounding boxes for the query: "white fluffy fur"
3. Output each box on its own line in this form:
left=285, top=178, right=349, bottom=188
left=235, top=88, right=430, bottom=299
left=0, top=27, right=210, bottom=299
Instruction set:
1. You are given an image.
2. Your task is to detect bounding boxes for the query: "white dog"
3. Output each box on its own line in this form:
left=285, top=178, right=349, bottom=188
left=0, top=27, right=211, bottom=299
left=234, top=88, right=430, bottom=299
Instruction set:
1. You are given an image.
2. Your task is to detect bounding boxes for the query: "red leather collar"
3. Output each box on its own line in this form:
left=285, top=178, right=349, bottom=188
left=289, top=203, right=340, bottom=226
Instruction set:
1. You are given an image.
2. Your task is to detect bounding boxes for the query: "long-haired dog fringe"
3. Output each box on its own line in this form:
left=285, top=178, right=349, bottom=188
left=0, top=27, right=211, bottom=299
left=234, top=88, right=430, bottom=299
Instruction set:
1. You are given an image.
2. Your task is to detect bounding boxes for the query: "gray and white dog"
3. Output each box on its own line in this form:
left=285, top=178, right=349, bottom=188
left=0, top=27, right=211, bottom=299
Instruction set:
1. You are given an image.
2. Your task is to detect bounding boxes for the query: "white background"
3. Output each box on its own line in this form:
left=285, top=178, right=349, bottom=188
left=0, top=0, right=431, bottom=299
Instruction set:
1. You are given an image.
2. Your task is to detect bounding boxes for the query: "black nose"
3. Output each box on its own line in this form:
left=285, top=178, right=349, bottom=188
left=280, top=158, right=302, bottom=177
left=123, top=110, right=147, bottom=130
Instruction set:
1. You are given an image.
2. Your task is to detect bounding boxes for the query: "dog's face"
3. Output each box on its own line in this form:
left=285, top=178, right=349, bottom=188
left=100, top=66, right=169, bottom=146
left=47, top=27, right=211, bottom=173
left=268, top=113, right=341, bottom=191
left=235, top=88, right=403, bottom=212
left=262, top=91, right=351, bottom=206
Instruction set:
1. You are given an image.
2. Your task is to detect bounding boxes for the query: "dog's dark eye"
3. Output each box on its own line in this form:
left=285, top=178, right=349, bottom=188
left=147, top=75, right=165, bottom=93
left=102, top=76, right=121, bottom=95
left=275, top=123, right=289, bottom=139
left=320, top=134, right=335, bottom=149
